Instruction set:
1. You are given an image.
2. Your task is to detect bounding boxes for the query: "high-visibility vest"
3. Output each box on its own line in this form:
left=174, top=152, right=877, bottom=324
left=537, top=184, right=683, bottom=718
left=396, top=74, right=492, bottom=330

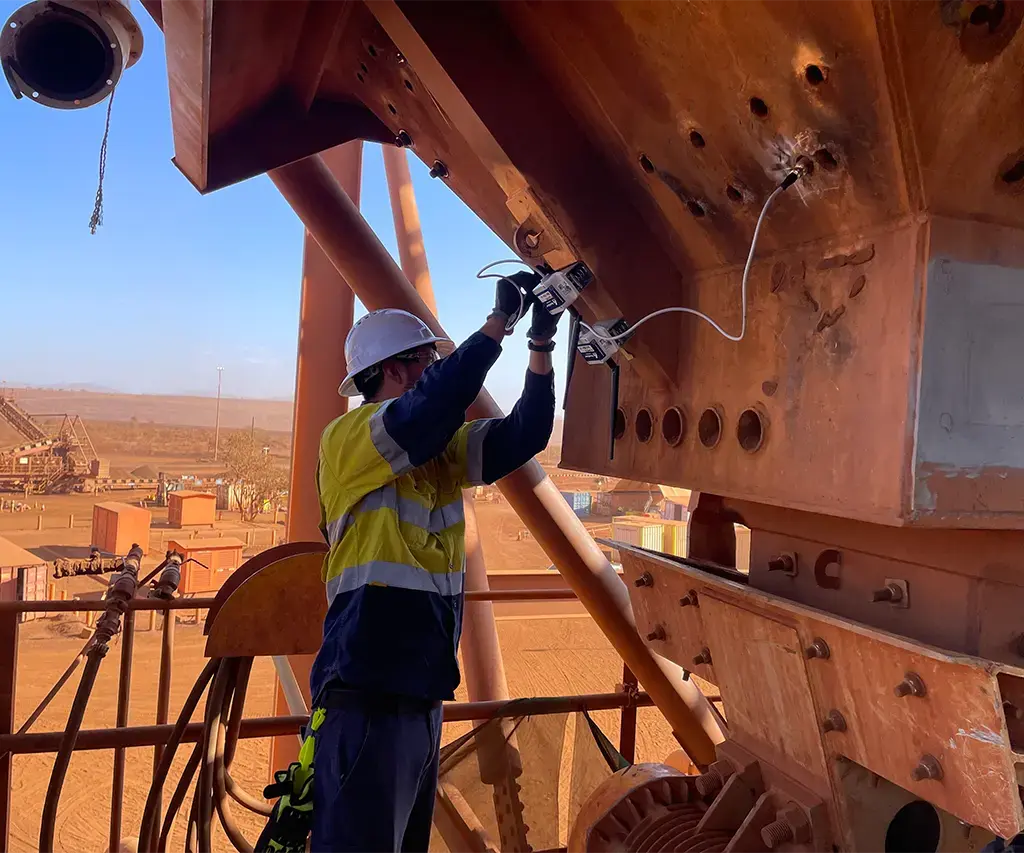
left=311, top=400, right=493, bottom=700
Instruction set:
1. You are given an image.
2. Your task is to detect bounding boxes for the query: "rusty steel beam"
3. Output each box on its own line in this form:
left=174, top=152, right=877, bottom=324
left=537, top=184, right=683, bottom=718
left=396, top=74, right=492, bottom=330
left=269, top=154, right=722, bottom=764
left=0, top=692, right=653, bottom=756
left=273, top=141, right=363, bottom=775
left=382, top=144, right=508, bottom=709
left=108, top=611, right=135, bottom=852
left=382, top=146, right=437, bottom=315
left=0, top=598, right=218, bottom=613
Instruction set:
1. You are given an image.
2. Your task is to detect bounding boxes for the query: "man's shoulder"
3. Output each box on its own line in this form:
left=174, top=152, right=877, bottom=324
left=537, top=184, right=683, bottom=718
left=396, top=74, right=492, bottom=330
left=321, top=402, right=385, bottom=444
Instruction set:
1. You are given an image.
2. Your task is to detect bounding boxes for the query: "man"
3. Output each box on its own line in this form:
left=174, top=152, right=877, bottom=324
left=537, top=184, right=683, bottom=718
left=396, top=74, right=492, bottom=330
left=310, top=272, right=561, bottom=852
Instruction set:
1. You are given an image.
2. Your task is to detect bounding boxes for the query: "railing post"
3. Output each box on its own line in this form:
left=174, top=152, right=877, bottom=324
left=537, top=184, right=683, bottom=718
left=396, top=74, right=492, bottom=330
left=619, top=663, right=638, bottom=764
left=0, top=611, right=18, bottom=853
left=150, top=607, right=175, bottom=850
left=109, top=610, right=135, bottom=852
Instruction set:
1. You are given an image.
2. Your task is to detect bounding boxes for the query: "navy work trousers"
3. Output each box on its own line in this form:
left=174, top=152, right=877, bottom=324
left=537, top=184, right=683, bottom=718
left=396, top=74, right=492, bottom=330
left=310, top=693, right=443, bottom=852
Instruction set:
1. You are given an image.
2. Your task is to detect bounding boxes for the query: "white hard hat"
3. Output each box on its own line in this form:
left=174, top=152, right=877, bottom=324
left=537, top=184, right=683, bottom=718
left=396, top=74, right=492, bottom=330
left=338, top=309, right=452, bottom=396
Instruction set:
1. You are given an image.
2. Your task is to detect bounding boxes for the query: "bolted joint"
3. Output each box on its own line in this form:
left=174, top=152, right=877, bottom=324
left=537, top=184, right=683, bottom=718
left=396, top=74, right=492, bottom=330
left=428, top=160, right=448, bottom=179
left=394, top=129, right=413, bottom=148
left=646, top=625, right=666, bottom=642
left=893, top=672, right=927, bottom=698
left=762, top=806, right=811, bottom=850
left=693, top=647, right=712, bottom=666
left=911, top=754, right=943, bottom=782
left=822, top=709, right=847, bottom=733
left=693, top=761, right=732, bottom=798
left=679, top=590, right=699, bottom=608
left=871, top=583, right=904, bottom=603
left=804, top=638, right=831, bottom=660
left=634, top=571, right=655, bottom=588
left=767, top=553, right=797, bottom=575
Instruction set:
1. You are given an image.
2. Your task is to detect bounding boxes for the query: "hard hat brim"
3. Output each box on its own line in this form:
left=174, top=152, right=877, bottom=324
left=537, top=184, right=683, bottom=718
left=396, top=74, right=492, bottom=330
left=338, top=335, right=454, bottom=397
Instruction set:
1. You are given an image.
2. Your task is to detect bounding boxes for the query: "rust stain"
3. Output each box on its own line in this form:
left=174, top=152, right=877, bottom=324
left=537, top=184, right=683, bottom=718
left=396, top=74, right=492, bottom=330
left=815, top=303, right=847, bottom=332
left=915, top=463, right=1024, bottom=518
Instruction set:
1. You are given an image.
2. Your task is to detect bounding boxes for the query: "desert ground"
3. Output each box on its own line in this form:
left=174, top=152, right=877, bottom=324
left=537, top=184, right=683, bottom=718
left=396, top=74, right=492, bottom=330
left=1, top=390, right=693, bottom=851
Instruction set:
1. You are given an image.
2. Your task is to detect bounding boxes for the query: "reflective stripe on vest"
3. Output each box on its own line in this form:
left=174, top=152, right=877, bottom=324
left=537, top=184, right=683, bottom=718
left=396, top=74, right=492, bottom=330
left=324, top=485, right=466, bottom=548
left=326, top=560, right=465, bottom=604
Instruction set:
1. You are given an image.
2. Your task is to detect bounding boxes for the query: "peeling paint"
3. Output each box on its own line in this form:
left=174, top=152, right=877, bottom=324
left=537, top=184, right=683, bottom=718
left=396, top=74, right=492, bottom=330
left=954, top=726, right=1005, bottom=746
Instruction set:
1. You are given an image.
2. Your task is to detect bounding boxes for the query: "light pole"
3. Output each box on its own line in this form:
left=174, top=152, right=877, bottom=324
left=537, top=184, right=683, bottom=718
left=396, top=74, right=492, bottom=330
left=214, top=367, right=224, bottom=462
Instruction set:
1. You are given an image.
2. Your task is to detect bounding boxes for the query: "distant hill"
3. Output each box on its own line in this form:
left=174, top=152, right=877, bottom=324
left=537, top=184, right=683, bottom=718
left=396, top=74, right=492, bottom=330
left=5, top=388, right=294, bottom=432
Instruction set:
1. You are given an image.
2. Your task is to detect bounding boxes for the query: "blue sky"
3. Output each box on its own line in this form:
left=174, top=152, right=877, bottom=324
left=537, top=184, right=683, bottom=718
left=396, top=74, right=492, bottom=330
left=0, top=4, right=566, bottom=412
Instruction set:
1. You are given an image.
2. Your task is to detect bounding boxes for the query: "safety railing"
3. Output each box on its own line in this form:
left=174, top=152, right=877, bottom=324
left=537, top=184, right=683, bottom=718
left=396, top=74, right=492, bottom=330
left=0, top=586, right=648, bottom=852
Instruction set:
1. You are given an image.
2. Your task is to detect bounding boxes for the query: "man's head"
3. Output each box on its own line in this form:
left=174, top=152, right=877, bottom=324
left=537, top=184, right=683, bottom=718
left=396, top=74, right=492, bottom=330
left=338, top=309, right=450, bottom=401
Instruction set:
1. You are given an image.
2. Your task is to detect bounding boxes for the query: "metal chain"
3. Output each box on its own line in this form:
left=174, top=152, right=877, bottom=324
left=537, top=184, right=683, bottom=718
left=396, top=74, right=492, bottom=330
left=88, top=87, right=116, bottom=234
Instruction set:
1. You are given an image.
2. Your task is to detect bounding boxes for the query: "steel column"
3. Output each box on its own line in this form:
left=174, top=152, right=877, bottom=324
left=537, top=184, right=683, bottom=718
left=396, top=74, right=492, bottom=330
left=0, top=612, right=17, bottom=853
left=269, top=154, right=722, bottom=764
left=271, top=141, right=363, bottom=776
left=109, top=610, right=134, bottom=852
left=382, top=146, right=437, bottom=315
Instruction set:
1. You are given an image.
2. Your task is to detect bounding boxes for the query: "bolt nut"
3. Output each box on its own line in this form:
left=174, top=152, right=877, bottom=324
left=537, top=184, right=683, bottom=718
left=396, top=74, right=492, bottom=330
left=804, top=638, right=831, bottom=660
left=762, top=806, right=810, bottom=850
left=523, top=231, right=541, bottom=249
left=693, top=763, right=730, bottom=797
left=871, top=582, right=904, bottom=604
left=822, top=709, right=847, bottom=733
left=646, top=625, right=666, bottom=642
left=911, top=754, right=943, bottom=782
left=394, top=129, right=413, bottom=148
left=893, top=672, right=926, bottom=698
left=634, top=572, right=654, bottom=588
left=679, top=590, right=699, bottom=608
left=768, top=554, right=796, bottom=574
left=692, top=647, right=712, bottom=666
left=428, top=160, right=448, bottom=179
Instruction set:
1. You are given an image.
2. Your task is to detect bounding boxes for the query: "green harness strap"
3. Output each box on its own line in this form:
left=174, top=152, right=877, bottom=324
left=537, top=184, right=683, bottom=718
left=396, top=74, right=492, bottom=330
left=255, top=707, right=326, bottom=853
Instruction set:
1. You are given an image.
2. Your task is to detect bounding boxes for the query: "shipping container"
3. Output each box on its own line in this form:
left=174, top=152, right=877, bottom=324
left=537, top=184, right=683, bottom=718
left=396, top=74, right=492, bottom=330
left=168, top=490, right=217, bottom=528
left=169, top=536, right=245, bottom=594
left=560, top=490, right=592, bottom=516
left=0, top=537, right=48, bottom=622
left=91, top=502, right=151, bottom=556
left=611, top=517, right=664, bottom=561
left=661, top=519, right=688, bottom=556
left=661, top=500, right=689, bottom=522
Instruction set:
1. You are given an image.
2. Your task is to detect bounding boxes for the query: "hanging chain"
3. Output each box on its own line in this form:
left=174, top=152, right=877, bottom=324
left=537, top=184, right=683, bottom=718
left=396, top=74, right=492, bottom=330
left=88, top=86, right=116, bottom=235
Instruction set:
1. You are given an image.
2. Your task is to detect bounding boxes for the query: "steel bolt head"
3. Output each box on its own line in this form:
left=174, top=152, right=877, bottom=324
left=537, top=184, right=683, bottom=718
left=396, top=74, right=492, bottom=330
left=893, top=672, right=926, bottom=698
left=822, top=709, right=847, bottom=733
left=692, top=647, right=712, bottom=666
left=634, top=572, right=654, bottom=588
left=428, top=160, right=448, bottom=179
left=679, top=590, right=698, bottom=608
left=911, top=754, right=942, bottom=782
left=394, top=130, right=413, bottom=148
left=768, top=554, right=795, bottom=573
left=646, top=625, right=665, bottom=642
left=805, top=638, right=830, bottom=660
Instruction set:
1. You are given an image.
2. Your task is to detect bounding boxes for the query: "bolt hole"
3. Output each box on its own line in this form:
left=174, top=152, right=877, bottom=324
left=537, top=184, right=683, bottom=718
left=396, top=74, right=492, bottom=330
left=805, top=64, right=826, bottom=86
left=367, top=44, right=377, bottom=57
left=749, top=97, right=769, bottom=118
left=725, top=185, right=743, bottom=203
left=388, top=103, right=397, bottom=115
left=356, top=73, right=364, bottom=83
left=9, top=22, right=17, bottom=28
left=31, top=91, right=39, bottom=98
left=638, top=153, right=655, bottom=174
left=662, top=407, right=685, bottom=447
left=613, top=409, right=626, bottom=440
left=689, top=130, right=706, bottom=149
left=1002, top=160, right=1024, bottom=184
left=404, top=79, right=414, bottom=92
left=814, top=148, right=839, bottom=171
left=737, top=409, right=766, bottom=453
left=884, top=800, right=940, bottom=853
left=687, top=200, right=706, bottom=218
left=698, top=408, right=722, bottom=449
left=360, top=62, right=368, bottom=74
left=635, top=408, right=654, bottom=443
left=969, top=0, right=1005, bottom=27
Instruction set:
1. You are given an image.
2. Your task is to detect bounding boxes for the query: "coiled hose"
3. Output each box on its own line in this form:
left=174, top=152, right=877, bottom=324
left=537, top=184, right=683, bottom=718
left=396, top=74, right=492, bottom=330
left=138, top=655, right=272, bottom=853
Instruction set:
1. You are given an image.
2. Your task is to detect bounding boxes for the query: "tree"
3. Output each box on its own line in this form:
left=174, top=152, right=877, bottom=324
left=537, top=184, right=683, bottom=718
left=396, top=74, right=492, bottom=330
left=222, top=432, right=287, bottom=521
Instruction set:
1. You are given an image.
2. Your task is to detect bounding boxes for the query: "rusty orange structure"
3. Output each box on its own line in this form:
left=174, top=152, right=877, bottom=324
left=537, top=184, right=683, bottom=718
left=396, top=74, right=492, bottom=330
left=5, top=0, right=1024, bottom=851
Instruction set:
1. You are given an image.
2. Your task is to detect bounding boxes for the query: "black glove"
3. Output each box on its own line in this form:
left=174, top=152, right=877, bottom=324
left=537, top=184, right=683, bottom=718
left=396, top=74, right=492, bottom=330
left=527, top=298, right=561, bottom=342
left=491, top=271, right=540, bottom=333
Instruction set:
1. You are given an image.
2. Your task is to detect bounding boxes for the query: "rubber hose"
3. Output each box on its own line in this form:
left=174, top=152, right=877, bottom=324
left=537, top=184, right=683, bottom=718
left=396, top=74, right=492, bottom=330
left=214, top=682, right=254, bottom=853
left=138, top=657, right=219, bottom=850
left=156, top=741, right=202, bottom=852
left=198, top=660, right=234, bottom=852
left=224, top=657, right=252, bottom=766
left=38, top=648, right=105, bottom=852
left=185, top=794, right=199, bottom=853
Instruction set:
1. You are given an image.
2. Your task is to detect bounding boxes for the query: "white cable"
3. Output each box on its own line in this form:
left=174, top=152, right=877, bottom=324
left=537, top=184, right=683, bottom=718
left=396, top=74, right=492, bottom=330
left=475, top=258, right=534, bottom=331
left=581, top=183, right=788, bottom=344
